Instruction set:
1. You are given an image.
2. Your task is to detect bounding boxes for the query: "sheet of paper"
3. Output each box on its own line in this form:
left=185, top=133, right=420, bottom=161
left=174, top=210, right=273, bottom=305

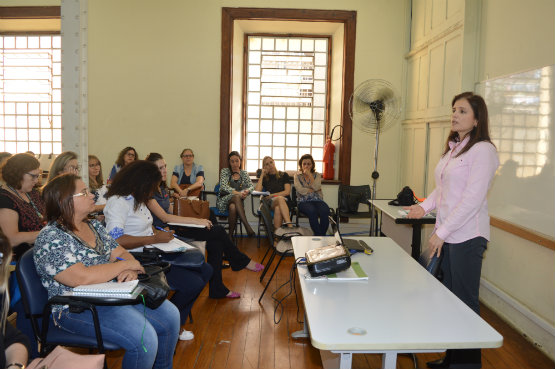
left=150, top=237, right=196, bottom=252
left=167, top=222, right=206, bottom=228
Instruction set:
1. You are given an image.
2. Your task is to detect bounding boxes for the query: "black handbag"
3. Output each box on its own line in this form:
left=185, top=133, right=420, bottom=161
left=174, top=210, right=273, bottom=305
left=388, top=186, right=417, bottom=206
left=138, top=262, right=171, bottom=309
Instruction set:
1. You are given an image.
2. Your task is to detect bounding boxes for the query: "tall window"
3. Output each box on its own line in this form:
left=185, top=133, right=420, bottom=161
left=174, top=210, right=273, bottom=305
left=0, top=35, right=62, bottom=154
left=244, top=35, right=330, bottom=173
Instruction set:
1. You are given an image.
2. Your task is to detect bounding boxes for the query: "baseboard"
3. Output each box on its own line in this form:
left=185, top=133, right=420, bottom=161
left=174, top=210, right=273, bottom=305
left=480, top=278, right=555, bottom=360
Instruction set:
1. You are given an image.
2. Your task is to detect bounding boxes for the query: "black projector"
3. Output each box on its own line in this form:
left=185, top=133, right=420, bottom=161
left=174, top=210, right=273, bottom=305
left=305, top=244, right=351, bottom=277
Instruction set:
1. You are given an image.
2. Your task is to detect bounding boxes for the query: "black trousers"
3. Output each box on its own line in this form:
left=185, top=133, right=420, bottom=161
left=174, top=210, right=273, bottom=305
left=174, top=224, right=250, bottom=298
left=440, top=236, right=487, bottom=369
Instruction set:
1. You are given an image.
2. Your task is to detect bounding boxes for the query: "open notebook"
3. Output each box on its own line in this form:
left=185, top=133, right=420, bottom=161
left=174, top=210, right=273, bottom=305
left=69, top=279, right=140, bottom=298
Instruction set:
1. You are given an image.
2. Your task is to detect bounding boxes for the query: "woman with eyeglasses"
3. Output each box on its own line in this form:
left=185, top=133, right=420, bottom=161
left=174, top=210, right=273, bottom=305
left=107, top=147, right=138, bottom=185
left=88, top=155, right=108, bottom=214
left=170, top=149, right=204, bottom=198
left=46, top=151, right=80, bottom=182
left=34, top=174, right=179, bottom=369
left=0, top=231, right=30, bottom=369
left=145, top=153, right=263, bottom=300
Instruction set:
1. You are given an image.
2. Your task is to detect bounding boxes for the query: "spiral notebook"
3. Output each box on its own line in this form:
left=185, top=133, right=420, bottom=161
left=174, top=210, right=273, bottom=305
left=70, top=279, right=139, bottom=298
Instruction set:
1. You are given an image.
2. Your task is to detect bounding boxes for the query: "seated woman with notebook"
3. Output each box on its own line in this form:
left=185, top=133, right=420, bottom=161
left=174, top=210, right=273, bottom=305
left=34, top=173, right=179, bottom=369
left=144, top=153, right=263, bottom=300
left=103, top=160, right=212, bottom=341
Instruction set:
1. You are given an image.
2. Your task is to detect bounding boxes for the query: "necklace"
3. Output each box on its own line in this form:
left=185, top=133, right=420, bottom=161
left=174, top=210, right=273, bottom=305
left=6, top=185, right=43, bottom=220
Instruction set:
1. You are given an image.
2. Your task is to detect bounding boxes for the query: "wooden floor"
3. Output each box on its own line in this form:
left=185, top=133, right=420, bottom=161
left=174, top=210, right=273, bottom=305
left=105, top=237, right=554, bottom=369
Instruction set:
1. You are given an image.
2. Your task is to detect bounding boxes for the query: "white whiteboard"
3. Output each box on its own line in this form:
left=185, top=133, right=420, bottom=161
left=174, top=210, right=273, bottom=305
left=477, top=65, right=554, bottom=238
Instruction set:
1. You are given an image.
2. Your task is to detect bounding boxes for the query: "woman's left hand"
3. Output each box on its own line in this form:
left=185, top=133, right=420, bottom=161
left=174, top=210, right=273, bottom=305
left=117, top=269, right=139, bottom=282
left=429, top=233, right=445, bottom=256
left=197, top=218, right=213, bottom=229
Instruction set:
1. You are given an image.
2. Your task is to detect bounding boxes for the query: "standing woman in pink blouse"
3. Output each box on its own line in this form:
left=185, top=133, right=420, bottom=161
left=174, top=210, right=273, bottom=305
left=406, top=92, right=499, bottom=369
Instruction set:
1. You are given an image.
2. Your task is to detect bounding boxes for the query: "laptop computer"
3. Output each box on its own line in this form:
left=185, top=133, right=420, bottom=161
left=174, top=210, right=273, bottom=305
left=328, top=216, right=374, bottom=254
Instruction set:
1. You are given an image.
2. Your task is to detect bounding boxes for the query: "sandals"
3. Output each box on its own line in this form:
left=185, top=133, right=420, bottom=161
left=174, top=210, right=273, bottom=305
left=226, top=291, right=241, bottom=298
left=247, top=263, right=264, bottom=272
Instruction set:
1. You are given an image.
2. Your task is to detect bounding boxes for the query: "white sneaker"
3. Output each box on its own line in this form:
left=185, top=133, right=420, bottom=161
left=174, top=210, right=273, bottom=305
left=179, top=329, right=194, bottom=341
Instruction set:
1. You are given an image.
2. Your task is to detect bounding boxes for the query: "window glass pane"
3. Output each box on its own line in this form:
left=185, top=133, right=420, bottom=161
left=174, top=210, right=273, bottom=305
left=315, top=161, right=323, bottom=173
left=41, top=129, right=52, bottom=141
left=314, top=80, right=326, bottom=93
left=299, top=107, right=312, bottom=120
left=300, top=121, right=312, bottom=133
left=274, top=160, right=285, bottom=171
left=261, top=106, right=272, bottom=119
left=314, top=94, right=325, bottom=107
left=260, top=133, right=272, bottom=144
left=4, top=37, right=15, bottom=48
left=29, top=129, right=40, bottom=141
left=52, top=129, right=61, bottom=141
left=313, top=121, right=325, bottom=134
left=53, top=142, right=61, bottom=154
left=5, top=129, right=16, bottom=140
left=262, top=38, right=274, bottom=50
left=247, top=133, right=259, bottom=145
left=5, top=103, right=15, bottom=114
left=286, top=120, right=299, bottom=133
left=260, top=120, right=272, bottom=132
left=273, top=134, right=285, bottom=146
left=273, top=120, right=285, bottom=133
left=247, top=146, right=259, bottom=159
left=249, top=65, right=260, bottom=78
left=274, top=107, right=286, bottom=119
left=312, top=134, right=324, bottom=147
left=28, top=36, right=39, bottom=48
left=248, top=92, right=260, bottom=104
left=16, top=36, right=27, bottom=48
left=287, top=107, right=299, bottom=119
left=286, top=134, right=298, bottom=146
left=289, top=39, right=301, bottom=51
left=285, top=161, right=297, bottom=171
left=248, top=78, right=260, bottom=91
left=312, top=148, right=324, bottom=160
left=247, top=106, right=259, bottom=118
left=315, top=39, right=327, bottom=52
left=301, top=39, right=314, bottom=52
left=273, top=147, right=284, bottom=159
left=6, top=142, right=16, bottom=153
left=314, top=66, right=326, bottom=80
left=314, top=108, right=325, bottom=120
left=260, top=147, right=272, bottom=158
left=29, top=142, right=40, bottom=153
left=40, top=36, right=51, bottom=48
left=315, top=52, right=327, bottom=66
left=275, top=38, right=287, bottom=51
left=286, top=147, right=298, bottom=160
left=17, top=142, right=28, bottom=152
left=299, top=134, right=311, bottom=146
left=52, top=116, right=61, bottom=128
left=249, top=37, right=261, bottom=50
left=5, top=116, right=15, bottom=127
left=16, top=116, right=27, bottom=128
left=16, top=129, right=28, bottom=140
left=247, top=119, right=259, bottom=132
left=249, top=51, right=261, bottom=64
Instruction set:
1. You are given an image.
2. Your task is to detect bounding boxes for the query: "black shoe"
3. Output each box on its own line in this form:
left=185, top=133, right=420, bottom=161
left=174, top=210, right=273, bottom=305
left=427, top=356, right=449, bottom=368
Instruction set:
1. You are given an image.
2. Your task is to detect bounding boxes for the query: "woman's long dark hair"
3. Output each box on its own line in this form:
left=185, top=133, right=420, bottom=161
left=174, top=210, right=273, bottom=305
left=228, top=151, right=242, bottom=171
left=443, top=92, right=494, bottom=157
left=145, top=152, right=167, bottom=190
left=106, top=160, right=161, bottom=210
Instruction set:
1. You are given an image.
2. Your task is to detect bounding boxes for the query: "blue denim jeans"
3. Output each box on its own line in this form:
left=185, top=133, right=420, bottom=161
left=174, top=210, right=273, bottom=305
left=298, top=201, right=330, bottom=236
left=56, top=300, right=179, bottom=369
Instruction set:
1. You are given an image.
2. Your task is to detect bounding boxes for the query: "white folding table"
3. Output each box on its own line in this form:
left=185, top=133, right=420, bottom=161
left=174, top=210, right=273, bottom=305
left=292, top=236, right=502, bottom=369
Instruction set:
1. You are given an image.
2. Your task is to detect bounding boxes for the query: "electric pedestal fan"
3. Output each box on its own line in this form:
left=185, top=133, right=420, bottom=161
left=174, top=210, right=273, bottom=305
left=349, top=79, right=401, bottom=236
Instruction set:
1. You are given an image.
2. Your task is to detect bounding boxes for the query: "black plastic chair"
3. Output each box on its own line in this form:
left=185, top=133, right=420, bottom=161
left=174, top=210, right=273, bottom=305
left=16, top=249, right=121, bottom=359
left=335, top=184, right=374, bottom=235
left=203, top=183, right=243, bottom=237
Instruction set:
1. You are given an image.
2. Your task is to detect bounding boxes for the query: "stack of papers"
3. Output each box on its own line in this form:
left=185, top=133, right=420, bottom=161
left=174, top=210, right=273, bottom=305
left=304, top=262, right=368, bottom=281
left=70, top=279, right=140, bottom=298
left=167, top=222, right=206, bottom=228
left=150, top=238, right=196, bottom=252
left=252, top=190, right=270, bottom=196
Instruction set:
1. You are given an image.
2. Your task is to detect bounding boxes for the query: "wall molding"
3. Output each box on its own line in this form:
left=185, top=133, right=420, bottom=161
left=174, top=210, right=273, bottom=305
left=480, top=278, right=555, bottom=360
left=406, top=20, right=463, bottom=58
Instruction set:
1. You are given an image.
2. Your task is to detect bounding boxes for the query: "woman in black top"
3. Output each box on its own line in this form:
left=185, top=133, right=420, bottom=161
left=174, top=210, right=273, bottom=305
left=254, top=156, right=293, bottom=229
left=0, top=231, right=30, bottom=369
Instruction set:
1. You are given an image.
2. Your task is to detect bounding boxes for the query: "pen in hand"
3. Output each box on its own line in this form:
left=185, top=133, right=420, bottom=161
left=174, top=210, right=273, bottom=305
left=115, top=257, right=125, bottom=261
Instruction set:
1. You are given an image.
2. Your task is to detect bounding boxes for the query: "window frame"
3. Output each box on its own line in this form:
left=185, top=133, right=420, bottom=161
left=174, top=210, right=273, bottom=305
left=220, top=7, right=356, bottom=184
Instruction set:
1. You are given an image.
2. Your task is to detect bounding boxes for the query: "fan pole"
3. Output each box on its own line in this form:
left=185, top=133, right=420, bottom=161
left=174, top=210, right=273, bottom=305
left=369, top=121, right=380, bottom=236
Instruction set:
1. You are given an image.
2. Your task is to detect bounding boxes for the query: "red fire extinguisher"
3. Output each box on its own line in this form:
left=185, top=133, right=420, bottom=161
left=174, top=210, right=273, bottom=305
left=323, top=125, right=341, bottom=180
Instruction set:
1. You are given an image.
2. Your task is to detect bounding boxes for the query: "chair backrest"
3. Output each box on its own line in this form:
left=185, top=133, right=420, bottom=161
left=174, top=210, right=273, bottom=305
left=290, top=185, right=298, bottom=207
left=16, top=249, right=49, bottom=317
left=337, top=184, right=371, bottom=214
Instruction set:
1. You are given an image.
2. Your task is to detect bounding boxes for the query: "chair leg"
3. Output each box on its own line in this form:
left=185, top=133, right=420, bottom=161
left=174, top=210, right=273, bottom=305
left=260, top=250, right=277, bottom=282
left=259, top=253, right=287, bottom=303
left=257, top=218, right=263, bottom=248
left=260, top=243, right=272, bottom=265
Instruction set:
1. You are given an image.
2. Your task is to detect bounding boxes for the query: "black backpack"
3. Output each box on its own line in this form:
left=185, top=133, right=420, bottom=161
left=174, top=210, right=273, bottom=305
left=388, top=186, right=417, bottom=206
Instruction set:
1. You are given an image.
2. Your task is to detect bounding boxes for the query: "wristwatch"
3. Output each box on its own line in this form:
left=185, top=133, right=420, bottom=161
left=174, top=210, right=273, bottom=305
left=6, top=363, right=24, bottom=369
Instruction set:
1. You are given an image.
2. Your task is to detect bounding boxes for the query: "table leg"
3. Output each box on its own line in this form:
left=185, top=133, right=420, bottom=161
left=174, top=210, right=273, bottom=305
left=382, top=352, right=398, bottom=369
left=291, top=313, right=309, bottom=339
left=411, top=223, right=422, bottom=260
left=321, top=351, right=352, bottom=369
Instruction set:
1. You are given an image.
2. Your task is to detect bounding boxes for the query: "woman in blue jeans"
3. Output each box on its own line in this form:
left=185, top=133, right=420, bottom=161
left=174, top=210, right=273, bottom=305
left=34, top=174, right=179, bottom=369
left=293, top=154, right=330, bottom=236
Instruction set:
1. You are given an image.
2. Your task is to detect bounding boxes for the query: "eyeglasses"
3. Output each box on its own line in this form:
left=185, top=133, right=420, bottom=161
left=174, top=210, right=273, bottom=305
left=66, top=165, right=81, bottom=173
left=26, top=172, right=40, bottom=180
left=181, top=154, right=194, bottom=158
left=73, top=188, right=91, bottom=198
left=89, top=163, right=100, bottom=168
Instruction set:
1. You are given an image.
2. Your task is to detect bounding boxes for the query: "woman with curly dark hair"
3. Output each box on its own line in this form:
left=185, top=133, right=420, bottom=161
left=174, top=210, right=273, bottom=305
left=103, top=160, right=211, bottom=341
left=107, top=146, right=137, bottom=184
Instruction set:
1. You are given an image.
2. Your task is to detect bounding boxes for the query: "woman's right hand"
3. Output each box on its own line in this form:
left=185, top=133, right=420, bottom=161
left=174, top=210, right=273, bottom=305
left=405, top=204, right=425, bottom=219
left=153, top=229, right=174, bottom=243
left=122, top=259, right=144, bottom=273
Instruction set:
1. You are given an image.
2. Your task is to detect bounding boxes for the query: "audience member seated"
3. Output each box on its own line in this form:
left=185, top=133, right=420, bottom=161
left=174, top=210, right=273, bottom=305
left=0, top=231, right=30, bottom=369
left=0, top=153, right=45, bottom=357
left=107, top=146, right=137, bottom=184
left=88, top=155, right=108, bottom=214
left=46, top=151, right=79, bottom=182
left=216, top=151, right=255, bottom=237
left=254, top=156, right=293, bottom=229
left=145, top=153, right=263, bottom=300
left=293, top=154, right=330, bottom=236
left=103, top=160, right=211, bottom=340
left=170, top=148, right=204, bottom=198
left=35, top=174, right=179, bottom=368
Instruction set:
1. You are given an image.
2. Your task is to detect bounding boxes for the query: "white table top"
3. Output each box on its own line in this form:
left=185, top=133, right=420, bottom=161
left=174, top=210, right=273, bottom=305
left=370, top=199, right=435, bottom=223
left=292, top=236, right=502, bottom=351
